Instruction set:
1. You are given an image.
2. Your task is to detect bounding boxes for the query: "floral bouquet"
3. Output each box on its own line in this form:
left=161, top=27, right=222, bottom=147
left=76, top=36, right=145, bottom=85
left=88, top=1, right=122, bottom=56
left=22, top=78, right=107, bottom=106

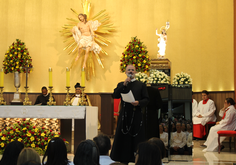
left=3, top=39, right=33, bottom=74
left=0, top=119, right=67, bottom=155
left=172, top=72, right=192, bottom=87
left=147, top=70, right=170, bottom=84
left=120, top=36, right=150, bottom=73
left=135, top=72, right=148, bottom=83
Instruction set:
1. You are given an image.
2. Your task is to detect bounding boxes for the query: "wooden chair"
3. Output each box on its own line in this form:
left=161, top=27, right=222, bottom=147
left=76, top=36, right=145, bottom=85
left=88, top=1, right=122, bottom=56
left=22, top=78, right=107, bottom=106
left=217, top=130, right=236, bottom=153
left=113, top=98, right=121, bottom=131
left=205, top=122, right=216, bottom=137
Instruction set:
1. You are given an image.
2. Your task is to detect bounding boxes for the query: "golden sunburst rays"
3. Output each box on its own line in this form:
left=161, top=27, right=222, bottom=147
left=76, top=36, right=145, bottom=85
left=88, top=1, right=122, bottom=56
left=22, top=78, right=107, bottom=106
left=60, top=0, right=114, bottom=80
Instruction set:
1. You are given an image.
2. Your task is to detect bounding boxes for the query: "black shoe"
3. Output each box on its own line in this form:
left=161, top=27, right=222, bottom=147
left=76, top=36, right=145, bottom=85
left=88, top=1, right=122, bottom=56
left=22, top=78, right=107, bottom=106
left=220, top=145, right=225, bottom=151
left=200, top=144, right=207, bottom=148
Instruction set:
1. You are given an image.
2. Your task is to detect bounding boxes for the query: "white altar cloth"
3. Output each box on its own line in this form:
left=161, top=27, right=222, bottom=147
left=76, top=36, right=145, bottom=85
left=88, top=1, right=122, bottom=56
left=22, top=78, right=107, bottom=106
left=0, top=106, right=98, bottom=140
left=0, top=106, right=85, bottom=119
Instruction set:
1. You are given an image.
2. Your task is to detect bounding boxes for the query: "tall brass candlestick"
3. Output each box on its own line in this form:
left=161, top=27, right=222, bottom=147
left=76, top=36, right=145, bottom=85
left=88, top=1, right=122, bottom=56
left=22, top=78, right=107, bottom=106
left=47, top=87, right=56, bottom=105
left=0, top=68, right=4, bottom=87
left=23, top=87, right=31, bottom=105
left=0, top=87, right=6, bottom=105
left=79, top=87, right=88, bottom=106
left=63, top=87, right=72, bottom=105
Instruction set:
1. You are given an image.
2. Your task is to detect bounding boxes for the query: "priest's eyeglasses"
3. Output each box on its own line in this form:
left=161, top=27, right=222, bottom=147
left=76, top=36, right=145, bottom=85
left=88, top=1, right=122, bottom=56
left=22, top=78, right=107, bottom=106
left=127, top=69, right=135, bottom=71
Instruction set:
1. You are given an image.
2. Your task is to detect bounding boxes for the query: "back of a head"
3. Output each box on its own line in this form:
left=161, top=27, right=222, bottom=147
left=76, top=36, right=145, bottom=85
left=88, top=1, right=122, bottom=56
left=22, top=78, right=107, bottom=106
left=74, top=139, right=99, bottom=165
left=42, top=137, right=69, bottom=165
left=17, top=148, right=40, bottom=165
left=93, top=133, right=111, bottom=155
left=21, top=160, right=41, bottom=165
left=148, top=137, right=166, bottom=159
left=136, top=141, right=162, bottom=165
left=0, top=141, right=24, bottom=165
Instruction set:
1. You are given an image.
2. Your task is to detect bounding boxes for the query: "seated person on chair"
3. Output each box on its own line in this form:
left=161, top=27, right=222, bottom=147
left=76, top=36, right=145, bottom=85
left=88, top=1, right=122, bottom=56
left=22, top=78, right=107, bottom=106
left=186, top=132, right=193, bottom=155
left=70, top=83, right=91, bottom=106
left=159, top=124, right=168, bottom=149
left=181, top=122, right=189, bottom=140
left=34, top=86, right=55, bottom=105
left=202, top=98, right=236, bottom=152
left=170, top=122, right=186, bottom=155
left=192, top=90, right=216, bottom=138
left=192, top=92, right=198, bottom=117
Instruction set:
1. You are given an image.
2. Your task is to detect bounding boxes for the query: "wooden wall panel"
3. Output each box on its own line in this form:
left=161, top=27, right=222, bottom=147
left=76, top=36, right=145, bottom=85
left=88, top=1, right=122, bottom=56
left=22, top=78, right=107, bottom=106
left=2, top=91, right=235, bottom=124
left=192, top=91, right=235, bottom=121
left=87, top=94, right=101, bottom=121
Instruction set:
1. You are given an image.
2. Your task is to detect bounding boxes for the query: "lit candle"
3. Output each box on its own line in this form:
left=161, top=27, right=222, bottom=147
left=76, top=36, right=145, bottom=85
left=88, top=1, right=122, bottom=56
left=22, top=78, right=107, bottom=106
left=66, top=67, right=70, bottom=87
left=49, top=67, right=52, bottom=87
left=0, top=68, right=4, bottom=87
left=81, top=68, right=85, bottom=87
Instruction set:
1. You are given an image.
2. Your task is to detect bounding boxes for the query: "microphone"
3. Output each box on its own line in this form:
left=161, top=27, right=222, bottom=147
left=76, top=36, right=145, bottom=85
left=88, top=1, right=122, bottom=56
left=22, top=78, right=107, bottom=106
left=126, top=74, right=132, bottom=86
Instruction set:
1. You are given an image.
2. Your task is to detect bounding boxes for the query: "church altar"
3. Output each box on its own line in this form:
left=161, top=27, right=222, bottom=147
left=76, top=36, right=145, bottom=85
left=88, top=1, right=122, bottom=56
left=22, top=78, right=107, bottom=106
left=0, top=106, right=86, bottom=118
left=0, top=105, right=98, bottom=153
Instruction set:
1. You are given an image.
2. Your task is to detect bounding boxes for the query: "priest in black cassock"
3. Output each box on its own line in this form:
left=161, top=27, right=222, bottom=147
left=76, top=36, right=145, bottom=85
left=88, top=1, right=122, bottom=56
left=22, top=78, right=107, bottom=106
left=34, top=86, right=55, bottom=105
left=110, top=64, right=149, bottom=164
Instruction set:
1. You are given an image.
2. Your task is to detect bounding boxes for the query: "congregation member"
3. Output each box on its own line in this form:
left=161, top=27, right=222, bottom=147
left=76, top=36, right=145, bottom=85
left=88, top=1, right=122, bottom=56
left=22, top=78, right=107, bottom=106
left=187, top=123, right=192, bottom=134
left=135, top=141, right=162, bottom=165
left=34, top=86, right=55, bottom=105
left=93, top=134, right=115, bottom=165
left=148, top=137, right=166, bottom=159
left=202, top=98, right=236, bottom=152
left=164, top=125, right=168, bottom=133
left=110, top=64, right=149, bottom=164
left=181, top=122, right=189, bottom=140
left=187, top=132, right=193, bottom=155
left=74, top=139, right=100, bottom=165
left=70, top=82, right=91, bottom=106
left=17, top=148, right=40, bottom=165
left=22, top=161, right=41, bottom=165
left=192, top=90, right=216, bottom=138
left=170, top=122, right=186, bottom=155
left=42, top=137, right=73, bottom=165
left=159, top=124, right=168, bottom=149
left=0, top=141, right=24, bottom=165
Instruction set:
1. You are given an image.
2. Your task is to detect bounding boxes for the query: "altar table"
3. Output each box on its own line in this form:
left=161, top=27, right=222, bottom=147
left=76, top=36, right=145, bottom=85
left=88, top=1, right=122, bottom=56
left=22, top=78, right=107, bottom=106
left=0, top=105, right=98, bottom=153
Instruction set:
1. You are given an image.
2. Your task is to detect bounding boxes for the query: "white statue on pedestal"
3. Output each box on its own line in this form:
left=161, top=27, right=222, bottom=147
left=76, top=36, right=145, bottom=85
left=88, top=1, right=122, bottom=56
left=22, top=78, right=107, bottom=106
left=156, top=22, right=170, bottom=59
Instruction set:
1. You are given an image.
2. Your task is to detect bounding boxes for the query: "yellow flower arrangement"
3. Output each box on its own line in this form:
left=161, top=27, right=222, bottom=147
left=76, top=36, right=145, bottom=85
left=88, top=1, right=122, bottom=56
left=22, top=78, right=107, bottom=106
left=120, top=36, right=150, bottom=72
left=3, top=39, right=33, bottom=74
left=0, top=143, right=4, bottom=148
left=0, top=119, right=68, bottom=155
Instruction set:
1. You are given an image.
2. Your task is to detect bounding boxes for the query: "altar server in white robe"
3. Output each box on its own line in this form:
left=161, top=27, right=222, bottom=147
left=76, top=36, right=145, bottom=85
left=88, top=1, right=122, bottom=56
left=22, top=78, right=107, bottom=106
left=193, top=90, right=216, bottom=138
left=203, top=98, right=236, bottom=152
left=192, top=95, right=198, bottom=117
left=193, top=90, right=216, bottom=126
